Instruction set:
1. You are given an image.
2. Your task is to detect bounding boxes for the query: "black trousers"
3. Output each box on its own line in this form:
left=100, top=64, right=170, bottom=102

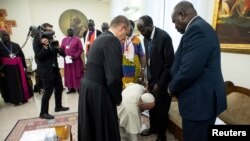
left=40, top=69, right=63, bottom=114
left=149, top=90, right=172, bottom=136
left=182, top=116, right=216, bottom=141
left=33, top=70, right=43, bottom=92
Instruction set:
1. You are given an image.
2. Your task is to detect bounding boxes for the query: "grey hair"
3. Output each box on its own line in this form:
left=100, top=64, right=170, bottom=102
left=110, top=15, right=130, bottom=28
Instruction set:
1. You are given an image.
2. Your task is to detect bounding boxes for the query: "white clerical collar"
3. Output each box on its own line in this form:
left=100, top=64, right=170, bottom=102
left=150, top=26, right=155, bottom=40
left=185, top=15, right=198, bottom=32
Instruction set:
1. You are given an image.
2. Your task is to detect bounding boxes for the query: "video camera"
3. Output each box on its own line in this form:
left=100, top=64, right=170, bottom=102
left=29, top=26, right=55, bottom=39
left=29, top=26, right=58, bottom=46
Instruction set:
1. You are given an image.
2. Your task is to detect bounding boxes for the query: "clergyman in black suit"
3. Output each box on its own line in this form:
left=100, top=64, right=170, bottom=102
left=82, top=19, right=102, bottom=57
left=137, top=15, right=174, bottom=141
left=168, top=1, right=227, bottom=141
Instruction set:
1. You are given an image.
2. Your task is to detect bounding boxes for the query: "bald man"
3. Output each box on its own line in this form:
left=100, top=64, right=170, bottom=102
left=168, top=1, right=227, bottom=141
left=101, top=22, right=110, bottom=32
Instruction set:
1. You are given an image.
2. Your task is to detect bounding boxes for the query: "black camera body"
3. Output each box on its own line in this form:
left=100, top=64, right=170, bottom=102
left=50, top=40, right=59, bottom=47
left=29, top=26, right=58, bottom=46
left=29, top=26, right=55, bottom=39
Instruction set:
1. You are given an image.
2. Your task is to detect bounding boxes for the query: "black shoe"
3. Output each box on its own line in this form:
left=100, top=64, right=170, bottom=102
left=55, top=106, right=70, bottom=112
left=21, top=100, right=28, bottom=104
left=140, top=128, right=155, bottom=136
left=4, top=99, right=9, bottom=103
left=156, top=138, right=166, bottom=141
left=156, top=134, right=166, bottom=141
left=66, top=88, right=76, bottom=94
left=33, top=87, right=39, bottom=92
left=40, top=113, right=54, bottom=119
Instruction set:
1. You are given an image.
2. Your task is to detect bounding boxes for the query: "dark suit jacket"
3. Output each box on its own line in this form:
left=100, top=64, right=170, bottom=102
left=169, top=16, right=227, bottom=121
left=144, top=27, right=174, bottom=93
left=33, top=37, right=63, bottom=77
left=0, top=65, right=4, bottom=72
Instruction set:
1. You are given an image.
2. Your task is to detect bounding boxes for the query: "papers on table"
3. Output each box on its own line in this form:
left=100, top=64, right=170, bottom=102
left=20, top=128, right=57, bottom=141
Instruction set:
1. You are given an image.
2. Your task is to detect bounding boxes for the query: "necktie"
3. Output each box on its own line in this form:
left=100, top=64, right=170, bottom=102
left=147, top=39, right=153, bottom=80
left=148, top=39, right=153, bottom=58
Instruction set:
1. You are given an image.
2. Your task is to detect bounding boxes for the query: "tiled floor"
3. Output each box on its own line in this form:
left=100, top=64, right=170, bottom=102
left=0, top=89, right=79, bottom=141
left=0, top=86, right=178, bottom=141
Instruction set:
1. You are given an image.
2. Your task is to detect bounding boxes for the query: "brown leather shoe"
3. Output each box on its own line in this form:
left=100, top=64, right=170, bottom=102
left=140, top=128, right=155, bottom=136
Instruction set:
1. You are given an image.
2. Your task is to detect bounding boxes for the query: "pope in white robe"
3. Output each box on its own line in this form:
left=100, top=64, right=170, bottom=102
left=117, top=83, right=154, bottom=141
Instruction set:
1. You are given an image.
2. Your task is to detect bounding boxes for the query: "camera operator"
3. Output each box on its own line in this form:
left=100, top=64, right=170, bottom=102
left=32, top=23, right=69, bottom=119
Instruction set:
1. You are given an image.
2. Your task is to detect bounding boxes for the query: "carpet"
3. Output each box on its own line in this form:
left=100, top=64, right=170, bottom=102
left=5, top=112, right=178, bottom=141
left=139, top=114, right=179, bottom=141
left=5, top=112, right=78, bottom=141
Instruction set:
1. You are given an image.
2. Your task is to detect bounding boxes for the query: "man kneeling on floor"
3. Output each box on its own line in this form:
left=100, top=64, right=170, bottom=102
left=117, top=83, right=155, bottom=141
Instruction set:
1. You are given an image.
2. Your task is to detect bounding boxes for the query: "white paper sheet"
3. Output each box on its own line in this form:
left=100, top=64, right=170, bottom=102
left=20, top=128, right=57, bottom=141
left=65, top=56, right=72, bottom=64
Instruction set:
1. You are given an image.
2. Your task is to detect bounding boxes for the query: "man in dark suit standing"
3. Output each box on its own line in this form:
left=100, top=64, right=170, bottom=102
left=168, top=1, right=227, bottom=141
left=137, top=15, right=174, bottom=141
left=33, top=23, right=69, bottom=119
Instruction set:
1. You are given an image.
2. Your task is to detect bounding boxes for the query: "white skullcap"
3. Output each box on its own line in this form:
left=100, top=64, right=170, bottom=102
left=141, top=93, right=155, bottom=103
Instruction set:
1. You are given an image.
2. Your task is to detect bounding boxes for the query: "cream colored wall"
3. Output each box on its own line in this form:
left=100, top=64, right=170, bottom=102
left=0, top=0, right=111, bottom=58
left=111, top=0, right=144, bottom=21
left=221, top=53, right=250, bottom=88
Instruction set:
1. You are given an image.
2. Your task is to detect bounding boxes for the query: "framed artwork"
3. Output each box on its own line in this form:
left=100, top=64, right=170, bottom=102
left=212, top=0, right=250, bottom=53
left=59, top=9, right=88, bottom=38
